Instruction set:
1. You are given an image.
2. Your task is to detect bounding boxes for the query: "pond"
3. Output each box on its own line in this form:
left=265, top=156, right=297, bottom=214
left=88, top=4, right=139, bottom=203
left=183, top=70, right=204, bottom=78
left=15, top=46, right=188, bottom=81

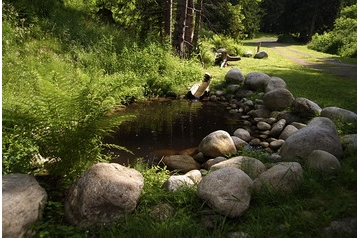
left=103, top=98, right=243, bottom=166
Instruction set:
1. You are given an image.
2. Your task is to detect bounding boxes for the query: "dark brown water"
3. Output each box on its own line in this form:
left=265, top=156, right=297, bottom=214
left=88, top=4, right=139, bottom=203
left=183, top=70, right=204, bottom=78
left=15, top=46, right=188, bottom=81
left=103, top=99, right=242, bottom=165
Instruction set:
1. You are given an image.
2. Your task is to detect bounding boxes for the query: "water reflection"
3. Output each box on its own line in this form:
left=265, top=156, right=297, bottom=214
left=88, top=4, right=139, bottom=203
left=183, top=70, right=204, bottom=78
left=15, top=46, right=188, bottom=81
left=104, top=99, right=242, bottom=165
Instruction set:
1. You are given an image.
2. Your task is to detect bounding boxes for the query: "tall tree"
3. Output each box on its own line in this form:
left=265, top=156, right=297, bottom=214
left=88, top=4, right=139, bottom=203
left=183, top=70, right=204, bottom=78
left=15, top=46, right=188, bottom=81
left=192, top=0, right=203, bottom=55
left=184, top=0, right=195, bottom=54
left=173, top=0, right=188, bottom=57
left=164, top=0, right=172, bottom=41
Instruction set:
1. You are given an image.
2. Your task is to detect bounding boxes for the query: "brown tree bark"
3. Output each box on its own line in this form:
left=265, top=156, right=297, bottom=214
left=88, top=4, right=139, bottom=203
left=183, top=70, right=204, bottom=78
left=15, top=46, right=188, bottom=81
left=184, top=0, right=194, bottom=56
left=173, top=0, right=188, bottom=57
left=192, top=0, right=203, bottom=57
left=164, top=0, right=172, bottom=41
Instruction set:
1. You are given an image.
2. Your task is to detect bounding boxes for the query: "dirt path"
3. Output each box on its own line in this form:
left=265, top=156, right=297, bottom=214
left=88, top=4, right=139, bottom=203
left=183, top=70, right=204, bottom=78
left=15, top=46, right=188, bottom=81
left=256, top=38, right=357, bottom=80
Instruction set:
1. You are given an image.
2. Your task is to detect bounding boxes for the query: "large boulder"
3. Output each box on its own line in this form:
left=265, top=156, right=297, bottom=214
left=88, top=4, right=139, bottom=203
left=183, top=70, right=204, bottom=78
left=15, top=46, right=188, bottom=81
left=280, top=117, right=343, bottom=161
left=225, top=68, right=245, bottom=84
left=244, top=72, right=271, bottom=91
left=306, top=150, right=341, bottom=174
left=263, top=88, right=294, bottom=111
left=65, top=163, right=144, bottom=227
left=265, top=76, right=287, bottom=92
left=198, top=130, right=237, bottom=158
left=197, top=167, right=253, bottom=218
left=210, top=156, right=266, bottom=179
left=253, top=162, right=303, bottom=193
left=162, top=155, right=201, bottom=173
left=2, top=173, right=47, bottom=238
left=321, top=107, right=357, bottom=124
left=291, top=97, right=322, bottom=118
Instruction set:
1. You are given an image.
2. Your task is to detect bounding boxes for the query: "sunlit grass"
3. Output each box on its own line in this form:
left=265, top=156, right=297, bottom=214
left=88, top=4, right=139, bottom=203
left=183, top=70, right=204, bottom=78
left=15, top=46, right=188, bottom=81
left=205, top=42, right=357, bottom=113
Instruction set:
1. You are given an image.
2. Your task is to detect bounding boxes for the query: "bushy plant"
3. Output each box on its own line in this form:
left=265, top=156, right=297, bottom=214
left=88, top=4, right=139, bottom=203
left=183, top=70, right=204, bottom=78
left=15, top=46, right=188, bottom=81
left=210, top=34, right=244, bottom=56
left=308, top=5, right=357, bottom=58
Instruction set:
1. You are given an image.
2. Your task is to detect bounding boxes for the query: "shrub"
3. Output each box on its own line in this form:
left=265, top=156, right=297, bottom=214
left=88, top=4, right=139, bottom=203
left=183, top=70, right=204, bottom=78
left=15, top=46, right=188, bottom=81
left=308, top=5, right=357, bottom=58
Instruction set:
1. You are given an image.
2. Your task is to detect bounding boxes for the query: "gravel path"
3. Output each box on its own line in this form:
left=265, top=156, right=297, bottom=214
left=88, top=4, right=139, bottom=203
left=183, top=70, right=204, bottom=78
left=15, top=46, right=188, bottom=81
left=256, top=38, right=357, bottom=80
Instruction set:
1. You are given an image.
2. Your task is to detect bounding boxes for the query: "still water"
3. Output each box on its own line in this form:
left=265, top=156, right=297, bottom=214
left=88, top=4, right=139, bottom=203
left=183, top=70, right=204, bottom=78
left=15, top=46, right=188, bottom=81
left=104, top=99, right=243, bottom=165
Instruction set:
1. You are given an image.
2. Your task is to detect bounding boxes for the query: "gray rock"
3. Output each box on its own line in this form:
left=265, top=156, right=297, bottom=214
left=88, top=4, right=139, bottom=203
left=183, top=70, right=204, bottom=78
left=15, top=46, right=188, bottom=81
left=233, top=128, right=251, bottom=142
left=290, top=122, right=307, bottom=129
left=254, top=51, right=268, bottom=59
left=225, top=68, right=245, bottom=84
left=197, top=167, right=253, bottom=218
left=321, top=106, right=357, bottom=124
left=163, top=175, right=195, bottom=192
left=199, top=130, right=237, bottom=157
left=257, top=121, right=271, bottom=130
left=235, top=89, right=253, bottom=99
left=266, top=77, right=287, bottom=92
left=65, top=163, right=144, bottom=227
left=277, top=111, right=304, bottom=124
left=203, top=157, right=227, bottom=170
left=244, top=72, right=271, bottom=91
left=263, top=88, right=294, bottom=111
left=247, top=107, right=271, bottom=118
left=2, top=174, right=47, bottom=238
left=340, top=134, right=357, bottom=150
left=279, top=125, right=298, bottom=140
left=269, top=119, right=287, bottom=137
left=227, top=84, right=241, bottom=93
left=291, top=97, right=322, bottom=118
left=269, top=139, right=285, bottom=150
left=243, top=51, right=253, bottom=57
left=280, top=117, right=343, bottom=161
left=210, top=156, right=266, bottom=179
left=162, top=155, right=201, bottom=173
left=253, top=162, right=303, bottom=193
left=324, top=217, right=357, bottom=237
left=231, top=136, right=248, bottom=149
left=306, top=150, right=341, bottom=174
left=185, top=169, right=202, bottom=184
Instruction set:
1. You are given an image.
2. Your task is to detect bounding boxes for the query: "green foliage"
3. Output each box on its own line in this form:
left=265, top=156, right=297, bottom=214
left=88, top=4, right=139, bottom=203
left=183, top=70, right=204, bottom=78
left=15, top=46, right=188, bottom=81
left=308, top=5, right=357, bottom=58
left=2, top=0, right=203, bottom=179
left=203, top=0, right=261, bottom=40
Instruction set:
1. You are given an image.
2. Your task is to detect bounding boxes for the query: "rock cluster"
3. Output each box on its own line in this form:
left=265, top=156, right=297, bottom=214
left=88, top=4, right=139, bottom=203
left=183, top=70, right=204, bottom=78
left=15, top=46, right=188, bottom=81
left=160, top=68, right=356, bottom=222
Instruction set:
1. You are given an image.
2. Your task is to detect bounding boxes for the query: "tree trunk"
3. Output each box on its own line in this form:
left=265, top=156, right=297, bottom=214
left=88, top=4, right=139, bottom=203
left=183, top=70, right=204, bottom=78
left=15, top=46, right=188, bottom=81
left=173, top=0, right=188, bottom=57
left=164, top=0, right=172, bottom=42
left=192, top=0, right=203, bottom=56
left=184, top=0, right=194, bottom=56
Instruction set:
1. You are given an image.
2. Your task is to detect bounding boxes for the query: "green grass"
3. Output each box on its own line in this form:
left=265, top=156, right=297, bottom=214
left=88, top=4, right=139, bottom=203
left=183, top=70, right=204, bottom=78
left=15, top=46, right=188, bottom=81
left=206, top=41, right=357, bottom=113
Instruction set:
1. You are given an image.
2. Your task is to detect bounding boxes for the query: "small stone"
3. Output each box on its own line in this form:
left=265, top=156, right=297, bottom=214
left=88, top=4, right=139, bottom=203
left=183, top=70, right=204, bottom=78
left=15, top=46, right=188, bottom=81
left=250, top=138, right=261, bottom=146
left=270, top=139, right=285, bottom=149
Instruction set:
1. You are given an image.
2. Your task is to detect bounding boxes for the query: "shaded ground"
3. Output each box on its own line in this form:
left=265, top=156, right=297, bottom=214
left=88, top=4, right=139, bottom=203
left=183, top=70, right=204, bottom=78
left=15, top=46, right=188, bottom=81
left=254, top=38, right=357, bottom=80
